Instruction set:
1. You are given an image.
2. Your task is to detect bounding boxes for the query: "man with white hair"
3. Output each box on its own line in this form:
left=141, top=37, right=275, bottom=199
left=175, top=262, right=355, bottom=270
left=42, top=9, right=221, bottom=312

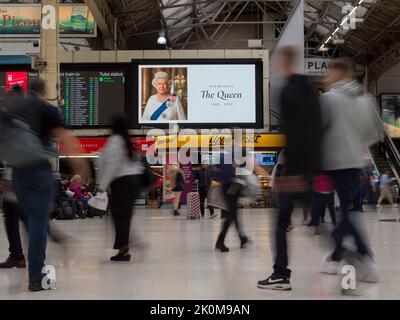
left=142, top=71, right=186, bottom=121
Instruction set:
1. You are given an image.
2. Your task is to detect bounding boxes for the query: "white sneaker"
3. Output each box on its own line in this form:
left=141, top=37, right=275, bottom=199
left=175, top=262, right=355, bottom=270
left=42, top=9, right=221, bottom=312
left=393, top=204, right=398, bottom=208
left=358, top=256, right=379, bottom=283
left=321, top=253, right=340, bottom=275
left=344, top=252, right=379, bottom=283
left=376, top=204, right=382, bottom=208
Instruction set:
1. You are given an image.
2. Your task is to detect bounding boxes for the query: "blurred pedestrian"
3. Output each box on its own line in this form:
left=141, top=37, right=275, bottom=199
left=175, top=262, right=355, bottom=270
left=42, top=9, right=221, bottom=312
left=7, top=78, right=90, bottom=291
left=0, top=166, right=27, bottom=269
left=213, top=136, right=256, bottom=253
left=319, top=59, right=380, bottom=282
left=258, top=46, right=322, bottom=290
left=97, top=114, right=144, bottom=261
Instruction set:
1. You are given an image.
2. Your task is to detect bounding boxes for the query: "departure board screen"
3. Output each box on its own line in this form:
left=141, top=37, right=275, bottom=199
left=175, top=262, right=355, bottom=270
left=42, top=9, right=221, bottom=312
left=60, top=71, right=125, bottom=127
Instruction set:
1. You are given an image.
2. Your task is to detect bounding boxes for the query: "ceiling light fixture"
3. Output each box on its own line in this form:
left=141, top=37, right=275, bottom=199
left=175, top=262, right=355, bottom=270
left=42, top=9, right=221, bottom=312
left=157, top=31, right=167, bottom=45
left=319, top=0, right=365, bottom=51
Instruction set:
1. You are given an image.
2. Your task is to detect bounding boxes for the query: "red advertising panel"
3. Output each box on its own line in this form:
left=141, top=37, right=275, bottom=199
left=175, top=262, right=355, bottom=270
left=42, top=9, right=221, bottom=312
left=6, top=71, right=28, bottom=95
left=59, top=137, right=155, bottom=155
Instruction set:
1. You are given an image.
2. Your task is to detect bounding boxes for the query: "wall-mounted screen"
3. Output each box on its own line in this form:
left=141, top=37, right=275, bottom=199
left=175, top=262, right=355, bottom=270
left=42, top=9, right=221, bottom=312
left=132, top=59, right=263, bottom=128
left=59, top=65, right=129, bottom=128
left=255, top=153, right=276, bottom=166
left=0, top=71, right=39, bottom=95
left=381, top=94, right=400, bottom=138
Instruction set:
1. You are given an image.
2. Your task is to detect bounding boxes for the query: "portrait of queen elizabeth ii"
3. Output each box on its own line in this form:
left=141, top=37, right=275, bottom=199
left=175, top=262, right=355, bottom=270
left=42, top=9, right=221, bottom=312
left=141, top=71, right=187, bottom=121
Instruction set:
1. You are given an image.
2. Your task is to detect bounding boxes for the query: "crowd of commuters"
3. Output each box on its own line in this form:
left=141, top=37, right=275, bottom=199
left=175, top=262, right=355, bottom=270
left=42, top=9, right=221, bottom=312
left=0, top=50, right=392, bottom=294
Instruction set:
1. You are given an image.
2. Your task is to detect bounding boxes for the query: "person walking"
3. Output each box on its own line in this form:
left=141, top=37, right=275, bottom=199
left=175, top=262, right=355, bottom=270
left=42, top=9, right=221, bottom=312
left=168, top=164, right=185, bottom=216
left=0, top=167, right=27, bottom=269
left=195, top=161, right=216, bottom=218
left=319, top=59, right=381, bottom=282
left=97, top=114, right=144, bottom=262
left=213, top=151, right=249, bottom=253
left=377, top=170, right=395, bottom=208
left=7, top=78, right=89, bottom=291
left=258, top=46, right=322, bottom=290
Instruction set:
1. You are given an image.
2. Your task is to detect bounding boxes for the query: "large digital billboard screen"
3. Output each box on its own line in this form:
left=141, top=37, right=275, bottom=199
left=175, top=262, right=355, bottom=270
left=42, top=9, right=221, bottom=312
left=132, top=59, right=263, bottom=128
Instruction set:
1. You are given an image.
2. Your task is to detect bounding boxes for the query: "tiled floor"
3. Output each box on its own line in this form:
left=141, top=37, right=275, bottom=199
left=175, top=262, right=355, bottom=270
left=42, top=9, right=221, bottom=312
left=0, top=205, right=399, bottom=300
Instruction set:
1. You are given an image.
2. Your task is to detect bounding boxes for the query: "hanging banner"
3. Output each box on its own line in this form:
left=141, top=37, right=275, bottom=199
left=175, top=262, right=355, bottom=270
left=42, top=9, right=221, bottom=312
left=0, top=4, right=97, bottom=38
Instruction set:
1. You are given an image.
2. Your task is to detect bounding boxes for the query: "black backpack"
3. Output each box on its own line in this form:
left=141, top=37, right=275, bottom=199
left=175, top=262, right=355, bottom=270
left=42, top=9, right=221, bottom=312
left=56, top=200, right=75, bottom=220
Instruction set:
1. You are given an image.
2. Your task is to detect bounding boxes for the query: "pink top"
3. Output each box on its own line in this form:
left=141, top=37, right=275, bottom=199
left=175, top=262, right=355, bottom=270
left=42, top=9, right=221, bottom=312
left=313, top=173, right=334, bottom=193
left=69, top=183, right=84, bottom=200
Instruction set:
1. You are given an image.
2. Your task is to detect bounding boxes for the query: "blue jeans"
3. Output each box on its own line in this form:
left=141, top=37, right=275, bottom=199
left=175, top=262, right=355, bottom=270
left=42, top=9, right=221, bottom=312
left=353, top=185, right=366, bottom=210
left=13, top=163, right=53, bottom=284
left=327, top=169, right=371, bottom=262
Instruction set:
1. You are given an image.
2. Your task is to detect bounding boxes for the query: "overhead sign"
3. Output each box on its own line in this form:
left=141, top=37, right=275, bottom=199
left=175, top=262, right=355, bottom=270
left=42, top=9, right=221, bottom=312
left=0, top=4, right=96, bottom=38
left=154, top=134, right=286, bottom=149
left=304, top=58, right=331, bottom=76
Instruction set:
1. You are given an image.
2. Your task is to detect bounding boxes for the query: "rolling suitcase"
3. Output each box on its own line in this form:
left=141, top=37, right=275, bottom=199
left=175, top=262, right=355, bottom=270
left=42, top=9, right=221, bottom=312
left=187, top=181, right=201, bottom=220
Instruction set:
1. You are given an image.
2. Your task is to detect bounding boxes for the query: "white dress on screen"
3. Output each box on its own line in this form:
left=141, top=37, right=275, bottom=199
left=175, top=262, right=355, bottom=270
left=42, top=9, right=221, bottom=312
left=142, top=95, right=186, bottom=121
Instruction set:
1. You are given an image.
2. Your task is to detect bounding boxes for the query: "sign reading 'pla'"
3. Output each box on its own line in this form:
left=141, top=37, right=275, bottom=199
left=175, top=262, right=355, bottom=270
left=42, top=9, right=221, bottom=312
left=0, top=4, right=96, bottom=38
left=304, top=58, right=331, bottom=76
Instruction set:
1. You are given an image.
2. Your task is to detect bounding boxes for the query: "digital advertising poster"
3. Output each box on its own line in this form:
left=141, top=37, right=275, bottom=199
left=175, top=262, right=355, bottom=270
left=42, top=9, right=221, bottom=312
left=137, top=64, right=257, bottom=125
left=381, top=94, right=400, bottom=138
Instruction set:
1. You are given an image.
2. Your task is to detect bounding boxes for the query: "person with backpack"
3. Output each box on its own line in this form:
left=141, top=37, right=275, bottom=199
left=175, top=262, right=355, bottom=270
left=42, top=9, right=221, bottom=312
left=96, top=114, right=145, bottom=262
left=3, top=79, right=90, bottom=291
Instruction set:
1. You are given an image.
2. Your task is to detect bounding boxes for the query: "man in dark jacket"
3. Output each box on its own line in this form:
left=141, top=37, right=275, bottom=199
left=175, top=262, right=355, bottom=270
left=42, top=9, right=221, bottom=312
left=258, top=46, right=322, bottom=290
left=8, top=79, right=90, bottom=291
left=195, top=161, right=216, bottom=218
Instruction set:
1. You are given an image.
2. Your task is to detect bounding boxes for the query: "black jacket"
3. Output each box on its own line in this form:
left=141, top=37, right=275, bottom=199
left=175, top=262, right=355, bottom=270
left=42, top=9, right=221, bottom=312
left=280, top=74, right=322, bottom=176
left=196, top=168, right=212, bottom=189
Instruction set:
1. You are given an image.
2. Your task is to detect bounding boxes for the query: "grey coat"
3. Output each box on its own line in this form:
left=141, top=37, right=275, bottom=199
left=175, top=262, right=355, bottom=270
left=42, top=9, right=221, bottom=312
left=320, top=80, right=382, bottom=171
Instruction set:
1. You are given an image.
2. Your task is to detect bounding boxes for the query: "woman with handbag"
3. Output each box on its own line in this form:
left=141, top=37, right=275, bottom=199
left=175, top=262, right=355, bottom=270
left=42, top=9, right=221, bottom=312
left=96, top=115, right=144, bottom=262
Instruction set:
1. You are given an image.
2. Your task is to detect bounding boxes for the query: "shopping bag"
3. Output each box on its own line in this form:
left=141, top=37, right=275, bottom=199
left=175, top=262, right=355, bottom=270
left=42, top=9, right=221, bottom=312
left=88, top=192, right=108, bottom=211
left=207, top=186, right=228, bottom=211
left=274, top=175, right=310, bottom=193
